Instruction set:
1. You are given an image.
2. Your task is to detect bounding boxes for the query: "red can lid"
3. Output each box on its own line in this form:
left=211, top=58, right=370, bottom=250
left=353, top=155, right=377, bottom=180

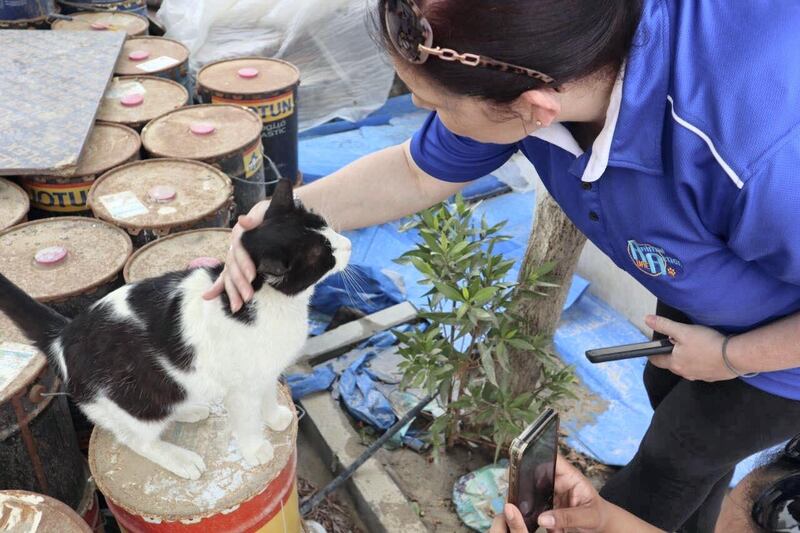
left=128, top=49, right=150, bottom=61
left=90, top=22, right=109, bottom=30
left=34, top=246, right=68, bottom=266
left=237, top=67, right=259, bottom=79
left=189, top=122, right=216, bottom=135
left=148, top=185, right=177, bottom=203
left=120, top=93, right=144, bottom=107
left=188, top=256, right=222, bottom=269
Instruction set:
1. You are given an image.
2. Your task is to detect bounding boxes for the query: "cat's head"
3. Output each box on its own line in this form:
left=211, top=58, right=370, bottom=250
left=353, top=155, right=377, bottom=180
left=240, top=178, right=351, bottom=296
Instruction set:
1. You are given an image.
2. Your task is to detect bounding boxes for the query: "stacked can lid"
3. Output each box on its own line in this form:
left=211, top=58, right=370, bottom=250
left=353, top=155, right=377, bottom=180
left=0, top=491, right=92, bottom=533
left=0, top=218, right=132, bottom=314
left=97, top=76, right=189, bottom=130
left=115, top=36, right=191, bottom=93
left=51, top=11, right=149, bottom=36
left=88, top=159, right=233, bottom=246
left=124, top=228, right=231, bottom=282
left=0, top=178, right=29, bottom=231
left=21, top=123, right=140, bottom=217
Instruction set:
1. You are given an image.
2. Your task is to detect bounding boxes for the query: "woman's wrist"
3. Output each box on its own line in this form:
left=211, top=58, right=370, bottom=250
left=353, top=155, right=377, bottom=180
left=724, top=335, right=759, bottom=375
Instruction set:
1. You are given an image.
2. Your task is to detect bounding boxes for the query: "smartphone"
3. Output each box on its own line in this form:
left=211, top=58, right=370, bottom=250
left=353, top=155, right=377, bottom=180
left=508, top=408, right=559, bottom=530
left=585, top=338, right=674, bottom=364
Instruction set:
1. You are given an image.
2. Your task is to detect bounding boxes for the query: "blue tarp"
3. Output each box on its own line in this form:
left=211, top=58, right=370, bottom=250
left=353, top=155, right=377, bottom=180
left=299, top=95, right=766, bottom=484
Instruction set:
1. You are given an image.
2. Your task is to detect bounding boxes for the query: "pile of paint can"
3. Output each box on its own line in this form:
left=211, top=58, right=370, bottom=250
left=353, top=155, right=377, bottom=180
left=0, top=12, right=307, bottom=530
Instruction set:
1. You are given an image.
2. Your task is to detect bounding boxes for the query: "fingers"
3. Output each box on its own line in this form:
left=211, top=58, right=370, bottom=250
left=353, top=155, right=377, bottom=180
left=539, top=505, right=602, bottom=531
left=202, top=274, right=225, bottom=300
left=226, top=257, right=253, bottom=309
left=503, top=504, right=528, bottom=533
left=645, top=314, right=685, bottom=341
left=224, top=272, right=243, bottom=312
left=489, top=512, right=508, bottom=533
left=237, top=214, right=261, bottom=231
left=233, top=243, right=256, bottom=282
left=648, top=354, right=671, bottom=369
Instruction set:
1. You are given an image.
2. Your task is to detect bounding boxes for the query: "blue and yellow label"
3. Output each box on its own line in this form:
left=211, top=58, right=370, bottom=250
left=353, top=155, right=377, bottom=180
left=212, top=93, right=295, bottom=124
left=243, top=143, right=264, bottom=178
left=23, top=180, right=91, bottom=212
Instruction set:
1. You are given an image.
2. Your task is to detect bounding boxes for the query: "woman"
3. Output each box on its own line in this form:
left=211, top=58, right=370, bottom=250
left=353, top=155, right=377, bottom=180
left=206, top=1, right=800, bottom=530
left=491, top=438, right=800, bottom=533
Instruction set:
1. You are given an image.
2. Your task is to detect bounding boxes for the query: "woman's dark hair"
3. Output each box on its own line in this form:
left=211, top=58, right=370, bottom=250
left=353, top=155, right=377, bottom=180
left=372, top=0, right=643, bottom=104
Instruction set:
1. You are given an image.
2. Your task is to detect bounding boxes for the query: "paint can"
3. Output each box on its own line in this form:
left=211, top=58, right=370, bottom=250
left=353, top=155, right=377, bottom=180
left=0, top=0, right=53, bottom=21
left=115, top=36, right=191, bottom=95
left=51, top=11, right=149, bottom=36
left=56, top=0, right=147, bottom=18
left=0, top=315, right=86, bottom=513
left=88, top=159, right=233, bottom=248
left=0, top=490, right=93, bottom=533
left=21, top=123, right=140, bottom=218
left=0, top=217, right=132, bottom=318
left=0, top=178, right=29, bottom=231
left=77, top=465, right=104, bottom=533
left=97, top=76, right=189, bottom=131
left=141, top=104, right=266, bottom=219
left=123, top=228, right=231, bottom=283
left=89, top=386, right=301, bottom=533
left=196, top=58, right=300, bottom=196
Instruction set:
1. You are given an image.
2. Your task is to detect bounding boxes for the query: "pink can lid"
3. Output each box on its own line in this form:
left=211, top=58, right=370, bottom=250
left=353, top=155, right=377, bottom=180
left=148, top=185, right=177, bottom=202
left=189, top=122, right=216, bottom=135
left=188, top=256, right=222, bottom=269
left=128, top=50, right=150, bottom=61
left=90, top=22, right=109, bottom=30
left=34, top=246, right=68, bottom=266
left=120, top=93, right=144, bottom=107
left=237, top=67, right=259, bottom=79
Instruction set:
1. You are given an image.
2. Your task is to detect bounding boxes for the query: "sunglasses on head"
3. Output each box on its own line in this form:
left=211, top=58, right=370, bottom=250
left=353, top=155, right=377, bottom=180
left=382, top=0, right=557, bottom=85
left=752, top=435, right=800, bottom=532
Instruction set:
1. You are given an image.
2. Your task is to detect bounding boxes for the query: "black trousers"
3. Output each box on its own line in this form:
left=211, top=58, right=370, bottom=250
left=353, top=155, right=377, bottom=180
left=599, top=302, right=800, bottom=532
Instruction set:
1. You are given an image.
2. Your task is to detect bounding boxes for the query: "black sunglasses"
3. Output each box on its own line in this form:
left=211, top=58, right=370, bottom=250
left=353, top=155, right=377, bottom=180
left=752, top=435, right=800, bottom=532
left=382, top=0, right=557, bottom=85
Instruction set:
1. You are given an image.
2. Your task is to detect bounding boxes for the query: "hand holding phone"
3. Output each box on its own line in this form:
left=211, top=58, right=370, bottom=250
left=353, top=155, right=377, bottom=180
left=507, top=408, right=559, bottom=530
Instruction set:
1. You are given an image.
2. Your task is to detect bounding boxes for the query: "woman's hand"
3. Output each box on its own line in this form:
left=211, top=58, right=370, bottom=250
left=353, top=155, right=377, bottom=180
left=537, top=455, right=610, bottom=533
left=645, top=314, right=736, bottom=382
left=203, top=202, right=270, bottom=311
left=490, top=456, right=610, bottom=533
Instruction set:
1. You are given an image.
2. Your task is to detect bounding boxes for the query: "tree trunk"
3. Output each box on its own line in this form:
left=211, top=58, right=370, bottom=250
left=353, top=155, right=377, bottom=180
left=509, top=191, right=587, bottom=395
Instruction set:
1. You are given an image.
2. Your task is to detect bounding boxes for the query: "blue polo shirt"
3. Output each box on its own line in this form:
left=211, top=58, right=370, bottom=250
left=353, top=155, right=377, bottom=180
left=409, top=0, right=800, bottom=400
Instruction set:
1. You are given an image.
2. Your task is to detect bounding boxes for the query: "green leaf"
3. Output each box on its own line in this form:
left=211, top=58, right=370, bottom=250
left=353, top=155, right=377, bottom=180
left=433, top=282, right=463, bottom=302
left=506, top=338, right=537, bottom=351
left=472, top=286, right=499, bottom=304
left=479, top=345, right=498, bottom=386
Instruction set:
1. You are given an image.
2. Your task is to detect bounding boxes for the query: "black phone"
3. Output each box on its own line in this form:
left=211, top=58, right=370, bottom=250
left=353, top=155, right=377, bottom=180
left=585, top=338, right=674, bottom=363
left=508, top=408, right=559, bottom=530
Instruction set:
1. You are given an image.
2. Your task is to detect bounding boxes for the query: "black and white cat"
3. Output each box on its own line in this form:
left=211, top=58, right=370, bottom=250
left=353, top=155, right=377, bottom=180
left=0, top=179, right=350, bottom=479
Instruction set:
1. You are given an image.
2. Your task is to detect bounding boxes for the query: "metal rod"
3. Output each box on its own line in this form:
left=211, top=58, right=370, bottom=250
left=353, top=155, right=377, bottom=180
left=299, top=393, right=435, bottom=516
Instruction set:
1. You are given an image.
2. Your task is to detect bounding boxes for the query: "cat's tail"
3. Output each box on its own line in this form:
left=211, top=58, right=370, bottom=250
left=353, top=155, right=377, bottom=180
left=0, top=272, right=69, bottom=352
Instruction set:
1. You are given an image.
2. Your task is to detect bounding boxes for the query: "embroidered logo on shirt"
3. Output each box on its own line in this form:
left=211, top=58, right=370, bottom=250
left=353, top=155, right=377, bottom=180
left=627, top=240, right=684, bottom=279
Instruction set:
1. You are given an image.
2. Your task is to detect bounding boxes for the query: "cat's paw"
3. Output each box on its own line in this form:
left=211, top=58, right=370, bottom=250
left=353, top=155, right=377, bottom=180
left=264, top=405, right=293, bottom=432
left=240, top=439, right=274, bottom=467
left=158, top=446, right=206, bottom=480
left=173, top=404, right=211, bottom=424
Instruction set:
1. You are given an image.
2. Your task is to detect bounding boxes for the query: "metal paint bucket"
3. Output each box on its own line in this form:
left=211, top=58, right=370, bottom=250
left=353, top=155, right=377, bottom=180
left=196, top=58, right=300, bottom=196
left=141, top=104, right=266, bottom=219
left=115, top=36, right=191, bottom=94
left=0, top=0, right=54, bottom=20
left=0, top=14, right=50, bottom=29
left=0, top=314, right=85, bottom=512
left=56, top=0, right=147, bottom=17
left=0, top=178, right=29, bottom=231
left=88, top=159, right=233, bottom=248
left=77, top=465, right=104, bottom=533
left=89, top=386, right=301, bottom=533
left=0, top=490, right=92, bottom=533
left=123, top=228, right=231, bottom=283
left=97, top=76, right=188, bottom=131
left=0, top=217, right=132, bottom=318
left=21, top=123, right=140, bottom=218
left=51, top=10, right=148, bottom=36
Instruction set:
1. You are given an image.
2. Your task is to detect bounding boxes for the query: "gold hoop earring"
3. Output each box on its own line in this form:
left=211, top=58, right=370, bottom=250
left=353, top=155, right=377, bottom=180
left=536, top=120, right=543, bottom=127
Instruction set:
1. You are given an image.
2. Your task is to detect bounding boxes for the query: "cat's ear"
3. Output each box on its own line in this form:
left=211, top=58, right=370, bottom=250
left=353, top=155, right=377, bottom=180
left=259, top=256, right=289, bottom=278
left=265, top=179, right=294, bottom=218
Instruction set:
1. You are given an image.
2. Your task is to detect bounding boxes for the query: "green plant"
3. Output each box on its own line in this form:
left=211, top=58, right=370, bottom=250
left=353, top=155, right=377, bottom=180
left=395, top=195, right=576, bottom=458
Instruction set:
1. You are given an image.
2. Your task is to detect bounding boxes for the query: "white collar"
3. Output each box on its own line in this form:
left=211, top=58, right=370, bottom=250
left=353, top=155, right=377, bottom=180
left=530, top=66, right=625, bottom=183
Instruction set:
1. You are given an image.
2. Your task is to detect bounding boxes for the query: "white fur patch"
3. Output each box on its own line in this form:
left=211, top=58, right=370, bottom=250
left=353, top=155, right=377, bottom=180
left=49, top=337, right=68, bottom=383
left=319, top=226, right=351, bottom=273
left=93, top=285, right=142, bottom=326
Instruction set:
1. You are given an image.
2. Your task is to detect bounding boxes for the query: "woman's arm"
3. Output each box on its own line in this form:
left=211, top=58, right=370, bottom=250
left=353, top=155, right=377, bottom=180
left=204, top=140, right=465, bottom=309
left=725, top=311, right=800, bottom=374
